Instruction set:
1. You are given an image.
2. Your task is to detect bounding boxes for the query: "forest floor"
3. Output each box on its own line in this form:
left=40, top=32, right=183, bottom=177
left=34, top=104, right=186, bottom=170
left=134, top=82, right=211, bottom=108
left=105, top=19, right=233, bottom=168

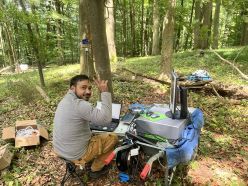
left=0, top=48, right=248, bottom=185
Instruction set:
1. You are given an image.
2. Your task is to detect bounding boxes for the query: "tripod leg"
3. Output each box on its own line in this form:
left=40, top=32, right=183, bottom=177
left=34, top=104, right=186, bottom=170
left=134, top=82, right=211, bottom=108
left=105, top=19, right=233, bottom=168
left=61, top=164, right=70, bottom=186
left=73, top=172, right=84, bottom=186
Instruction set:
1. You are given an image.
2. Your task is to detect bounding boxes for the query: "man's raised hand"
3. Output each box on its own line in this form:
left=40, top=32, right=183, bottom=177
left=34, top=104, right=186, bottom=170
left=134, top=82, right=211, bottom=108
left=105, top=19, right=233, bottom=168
left=94, top=77, right=108, bottom=93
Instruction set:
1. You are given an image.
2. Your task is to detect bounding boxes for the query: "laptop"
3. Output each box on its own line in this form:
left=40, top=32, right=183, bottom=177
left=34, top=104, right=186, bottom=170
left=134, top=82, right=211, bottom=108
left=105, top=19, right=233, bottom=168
left=90, top=102, right=122, bottom=132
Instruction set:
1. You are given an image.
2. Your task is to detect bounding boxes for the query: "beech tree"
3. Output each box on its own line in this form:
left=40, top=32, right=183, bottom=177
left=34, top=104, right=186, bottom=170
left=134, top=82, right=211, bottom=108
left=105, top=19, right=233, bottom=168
left=87, top=0, right=113, bottom=95
left=79, top=0, right=95, bottom=78
left=200, top=0, right=212, bottom=49
left=160, top=0, right=176, bottom=78
left=194, top=0, right=201, bottom=49
left=212, top=0, right=221, bottom=49
left=105, top=0, right=117, bottom=65
left=151, top=0, right=160, bottom=55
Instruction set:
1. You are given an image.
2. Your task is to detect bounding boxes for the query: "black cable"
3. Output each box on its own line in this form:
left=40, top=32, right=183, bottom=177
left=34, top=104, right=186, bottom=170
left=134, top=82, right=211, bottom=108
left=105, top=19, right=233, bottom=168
left=132, top=149, right=140, bottom=180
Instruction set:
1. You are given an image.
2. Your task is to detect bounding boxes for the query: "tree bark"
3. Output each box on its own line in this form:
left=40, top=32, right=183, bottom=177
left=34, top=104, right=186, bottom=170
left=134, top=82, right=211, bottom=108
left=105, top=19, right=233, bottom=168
left=212, top=0, right=220, bottom=49
left=55, top=0, right=64, bottom=65
left=144, top=4, right=150, bottom=55
left=122, top=0, right=127, bottom=57
left=105, top=0, right=117, bottom=65
left=193, top=0, right=201, bottom=49
left=87, top=0, right=113, bottom=95
left=79, top=0, right=95, bottom=78
left=46, top=0, right=52, bottom=64
left=0, top=26, right=7, bottom=67
left=151, top=0, right=160, bottom=55
left=129, top=0, right=136, bottom=56
left=140, top=0, right=144, bottom=56
left=241, top=22, right=248, bottom=45
left=200, top=0, right=212, bottom=49
left=240, top=8, right=248, bottom=45
left=160, top=0, right=176, bottom=78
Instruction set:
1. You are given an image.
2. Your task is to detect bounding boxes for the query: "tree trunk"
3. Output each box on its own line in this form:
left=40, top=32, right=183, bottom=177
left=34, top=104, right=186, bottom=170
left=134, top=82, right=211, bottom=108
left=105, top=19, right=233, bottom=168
left=144, top=4, right=150, bottom=55
left=31, top=4, right=47, bottom=67
left=12, top=0, right=20, bottom=63
left=140, top=0, right=144, bottom=56
left=184, top=0, right=195, bottom=50
left=240, top=8, right=248, bottom=45
left=160, top=0, right=176, bottom=78
left=79, top=0, right=95, bottom=78
left=241, top=23, right=248, bottom=45
left=3, top=23, right=17, bottom=70
left=0, top=26, right=7, bottom=67
left=175, top=0, right=184, bottom=52
left=122, top=0, right=127, bottom=57
left=129, top=0, right=136, bottom=56
left=87, top=0, right=113, bottom=95
left=193, top=0, right=201, bottom=49
left=105, top=0, right=117, bottom=65
left=151, top=0, right=160, bottom=55
left=55, top=0, right=64, bottom=65
left=13, top=22, right=20, bottom=61
left=212, top=0, right=220, bottom=49
left=200, top=0, right=212, bottom=49
left=46, top=0, right=52, bottom=64
left=19, top=0, right=45, bottom=87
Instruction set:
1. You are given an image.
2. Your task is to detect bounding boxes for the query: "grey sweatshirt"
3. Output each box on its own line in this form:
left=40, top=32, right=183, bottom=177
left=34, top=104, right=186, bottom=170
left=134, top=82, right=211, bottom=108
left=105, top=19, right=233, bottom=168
left=53, top=90, right=112, bottom=160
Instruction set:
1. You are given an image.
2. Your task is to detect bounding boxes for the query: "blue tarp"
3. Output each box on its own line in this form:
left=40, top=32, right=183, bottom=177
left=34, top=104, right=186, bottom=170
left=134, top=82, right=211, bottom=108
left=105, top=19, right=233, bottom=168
left=165, top=108, right=204, bottom=168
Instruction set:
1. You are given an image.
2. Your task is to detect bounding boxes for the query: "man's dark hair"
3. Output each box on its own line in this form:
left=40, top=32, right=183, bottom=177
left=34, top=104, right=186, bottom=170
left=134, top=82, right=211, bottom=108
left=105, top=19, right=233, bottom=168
left=70, top=75, right=89, bottom=87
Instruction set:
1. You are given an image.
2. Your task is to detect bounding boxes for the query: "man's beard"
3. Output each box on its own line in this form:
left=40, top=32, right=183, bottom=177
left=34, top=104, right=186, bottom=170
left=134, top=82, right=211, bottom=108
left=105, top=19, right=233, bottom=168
left=75, top=90, right=91, bottom=101
left=83, top=94, right=91, bottom=101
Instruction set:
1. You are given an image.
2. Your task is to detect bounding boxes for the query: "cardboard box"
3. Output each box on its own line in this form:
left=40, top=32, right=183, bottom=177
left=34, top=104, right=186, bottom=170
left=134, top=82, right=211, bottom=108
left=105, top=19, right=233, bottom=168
left=0, top=144, right=13, bottom=170
left=2, top=120, right=49, bottom=148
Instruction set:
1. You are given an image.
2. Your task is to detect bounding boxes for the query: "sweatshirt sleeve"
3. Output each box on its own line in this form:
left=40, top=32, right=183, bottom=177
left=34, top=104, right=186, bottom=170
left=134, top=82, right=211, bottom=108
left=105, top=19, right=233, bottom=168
left=76, top=92, right=112, bottom=124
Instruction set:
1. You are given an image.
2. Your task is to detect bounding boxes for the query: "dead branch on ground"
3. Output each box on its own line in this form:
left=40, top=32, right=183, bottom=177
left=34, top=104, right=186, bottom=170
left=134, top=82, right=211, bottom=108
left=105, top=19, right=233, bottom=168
left=119, top=67, right=248, bottom=100
left=120, top=67, right=170, bottom=85
left=210, top=48, right=248, bottom=80
left=36, top=86, right=50, bottom=102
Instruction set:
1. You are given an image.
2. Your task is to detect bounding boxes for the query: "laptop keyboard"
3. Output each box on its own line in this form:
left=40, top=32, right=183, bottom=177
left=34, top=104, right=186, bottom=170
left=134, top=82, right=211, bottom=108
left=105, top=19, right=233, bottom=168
left=90, top=122, right=119, bottom=132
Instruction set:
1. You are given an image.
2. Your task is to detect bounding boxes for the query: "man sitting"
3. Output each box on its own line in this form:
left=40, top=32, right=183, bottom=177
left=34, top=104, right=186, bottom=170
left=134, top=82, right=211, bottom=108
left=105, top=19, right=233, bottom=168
left=53, top=75, right=118, bottom=179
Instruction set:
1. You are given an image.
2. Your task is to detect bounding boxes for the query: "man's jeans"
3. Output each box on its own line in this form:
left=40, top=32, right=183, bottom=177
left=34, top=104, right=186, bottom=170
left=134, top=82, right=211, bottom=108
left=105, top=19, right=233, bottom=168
left=73, top=133, right=118, bottom=172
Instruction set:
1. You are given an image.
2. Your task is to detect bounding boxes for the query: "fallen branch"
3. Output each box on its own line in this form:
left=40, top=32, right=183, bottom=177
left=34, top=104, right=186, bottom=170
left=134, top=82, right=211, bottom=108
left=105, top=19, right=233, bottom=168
left=120, top=67, right=170, bottom=85
left=0, top=66, right=14, bottom=74
left=119, top=68, right=248, bottom=100
left=36, top=85, right=50, bottom=102
left=210, top=48, right=248, bottom=80
left=210, top=84, right=222, bottom=99
left=207, top=82, right=248, bottom=99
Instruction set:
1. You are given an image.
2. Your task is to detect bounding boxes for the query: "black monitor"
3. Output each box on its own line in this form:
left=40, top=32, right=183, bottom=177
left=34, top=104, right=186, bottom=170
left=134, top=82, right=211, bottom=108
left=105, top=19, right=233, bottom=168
left=166, top=70, right=188, bottom=119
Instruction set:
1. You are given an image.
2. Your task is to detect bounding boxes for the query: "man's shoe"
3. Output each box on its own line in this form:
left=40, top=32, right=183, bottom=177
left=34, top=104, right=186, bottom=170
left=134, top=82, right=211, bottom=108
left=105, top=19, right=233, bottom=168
left=88, top=165, right=110, bottom=179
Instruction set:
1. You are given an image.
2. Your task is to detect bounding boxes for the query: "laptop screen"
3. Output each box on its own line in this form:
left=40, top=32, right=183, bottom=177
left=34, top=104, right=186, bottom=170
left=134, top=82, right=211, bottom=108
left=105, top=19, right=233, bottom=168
left=96, top=102, right=121, bottom=120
